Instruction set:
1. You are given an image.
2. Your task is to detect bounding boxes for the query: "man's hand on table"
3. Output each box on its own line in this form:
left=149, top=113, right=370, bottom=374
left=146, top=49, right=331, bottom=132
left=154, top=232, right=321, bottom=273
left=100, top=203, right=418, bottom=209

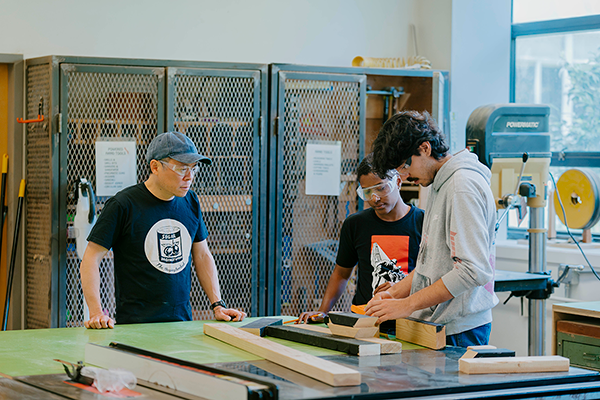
left=215, top=307, right=247, bottom=322
left=297, top=311, right=326, bottom=324
left=84, top=312, right=115, bottom=329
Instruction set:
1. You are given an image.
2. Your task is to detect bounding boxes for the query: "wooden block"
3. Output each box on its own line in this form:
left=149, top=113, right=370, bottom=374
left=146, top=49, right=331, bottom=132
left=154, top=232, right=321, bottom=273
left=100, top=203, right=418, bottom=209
left=328, top=312, right=378, bottom=328
left=459, top=356, right=570, bottom=374
left=204, top=323, right=361, bottom=387
left=328, top=322, right=379, bottom=339
left=240, top=318, right=283, bottom=336
left=293, top=324, right=402, bottom=354
left=395, top=317, right=446, bottom=350
left=557, top=320, right=600, bottom=340
left=461, top=348, right=516, bottom=359
left=264, top=325, right=380, bottom=356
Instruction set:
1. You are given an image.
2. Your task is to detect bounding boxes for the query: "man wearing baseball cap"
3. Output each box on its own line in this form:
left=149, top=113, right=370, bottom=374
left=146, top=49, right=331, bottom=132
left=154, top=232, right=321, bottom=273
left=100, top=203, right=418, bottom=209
left=80, top=131, right=246, bottom=329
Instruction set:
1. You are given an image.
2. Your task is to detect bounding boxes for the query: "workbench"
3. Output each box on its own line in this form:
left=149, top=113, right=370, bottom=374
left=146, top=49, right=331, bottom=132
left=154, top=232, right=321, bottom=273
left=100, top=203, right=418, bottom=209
left=2, top=318, right=600, bottom=399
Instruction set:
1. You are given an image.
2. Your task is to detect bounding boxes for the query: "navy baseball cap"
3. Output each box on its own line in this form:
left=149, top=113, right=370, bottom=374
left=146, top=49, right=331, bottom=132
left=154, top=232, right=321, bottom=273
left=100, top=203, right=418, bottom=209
left=146, top=131, right=212, bottom=165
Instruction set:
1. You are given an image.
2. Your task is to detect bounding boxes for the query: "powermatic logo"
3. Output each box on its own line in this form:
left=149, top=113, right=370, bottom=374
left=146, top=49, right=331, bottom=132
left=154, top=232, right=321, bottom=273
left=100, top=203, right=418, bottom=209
left=506, top=121, right=539, bottom=128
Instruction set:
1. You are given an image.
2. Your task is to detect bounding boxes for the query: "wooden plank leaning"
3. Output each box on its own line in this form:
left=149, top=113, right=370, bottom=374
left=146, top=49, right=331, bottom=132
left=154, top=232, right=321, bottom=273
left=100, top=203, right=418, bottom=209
left=203, top=323, right=361, bottom=387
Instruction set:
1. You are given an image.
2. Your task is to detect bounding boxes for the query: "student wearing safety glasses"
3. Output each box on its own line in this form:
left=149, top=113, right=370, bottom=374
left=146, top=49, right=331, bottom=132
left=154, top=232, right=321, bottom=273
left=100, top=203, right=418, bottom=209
left=80, top=131, right=246, bottom=329
left=365, top=111, right=498, bottom=347
left=297, top=153, right=424, bottom=324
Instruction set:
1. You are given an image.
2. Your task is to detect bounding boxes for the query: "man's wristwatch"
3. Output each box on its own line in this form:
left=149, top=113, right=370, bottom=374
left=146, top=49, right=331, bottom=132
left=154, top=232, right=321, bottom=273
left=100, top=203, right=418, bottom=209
left=209, top=300, right=227, bottom=311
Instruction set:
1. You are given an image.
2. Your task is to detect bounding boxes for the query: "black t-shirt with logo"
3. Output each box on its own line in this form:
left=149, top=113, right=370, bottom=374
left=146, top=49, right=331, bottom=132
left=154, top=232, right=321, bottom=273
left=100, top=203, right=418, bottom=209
left=88, top=183, right=208, bottom=324
left=336, top=205, right=424, bottom=305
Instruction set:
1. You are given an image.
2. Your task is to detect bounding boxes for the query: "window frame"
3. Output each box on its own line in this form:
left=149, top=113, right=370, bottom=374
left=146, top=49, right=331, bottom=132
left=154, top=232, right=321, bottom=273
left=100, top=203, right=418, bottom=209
left=509, top=12, right=600, bottom=240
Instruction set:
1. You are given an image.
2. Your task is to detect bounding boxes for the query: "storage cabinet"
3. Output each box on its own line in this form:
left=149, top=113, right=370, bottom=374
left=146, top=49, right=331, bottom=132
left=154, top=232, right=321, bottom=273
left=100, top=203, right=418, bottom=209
left=21, top=57, right=448, bottom=328
left=269, top=64, right=449, bottom=316
left=554, top=302, right=600, bottom=371
left=23, top=56, right=267, bottom=328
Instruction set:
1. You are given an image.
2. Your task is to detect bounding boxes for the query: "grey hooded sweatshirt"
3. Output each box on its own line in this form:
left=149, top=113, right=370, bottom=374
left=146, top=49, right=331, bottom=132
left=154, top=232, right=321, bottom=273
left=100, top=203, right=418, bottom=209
left=410, top=149, right=499, bottom=335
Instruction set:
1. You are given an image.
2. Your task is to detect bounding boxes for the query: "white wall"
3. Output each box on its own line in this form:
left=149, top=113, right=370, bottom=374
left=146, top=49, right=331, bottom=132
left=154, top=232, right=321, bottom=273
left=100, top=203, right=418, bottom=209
left=449, top=0, right=512, bottom=152
left=0, top=0, right=429, bottom=67
left=493, top=240, right=600, bottom=356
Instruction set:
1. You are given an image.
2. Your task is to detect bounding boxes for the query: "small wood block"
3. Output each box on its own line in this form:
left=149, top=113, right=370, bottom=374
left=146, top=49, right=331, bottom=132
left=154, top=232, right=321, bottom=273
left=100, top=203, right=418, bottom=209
left=395, top=317, right=446, bottom=350
left=265, top=325, right=380, bottom=356
left=240, top=318, right=283, bottom=336
left=461, top=348, right=516, bottom=359
left=328, top=322, right=379, bottom=339
left=293, top=324, right=402, bottom=354
left=327, top=312, right=378, bottom=328
left=459, top=356, right=570, bottom=374
left=204, top=323, right=361, bottom=386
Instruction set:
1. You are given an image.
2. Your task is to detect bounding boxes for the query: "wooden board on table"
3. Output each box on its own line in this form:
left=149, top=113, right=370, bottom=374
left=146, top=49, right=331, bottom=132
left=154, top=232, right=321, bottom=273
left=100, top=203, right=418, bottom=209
left=264, top=325, right=380, bottom=356
left=293, top=323, right=402, bottom=354
left=395, top=317, right=446, bottom=350
left=328, top=322, right=379, bottom=339
left=204, top=323, right=361, bottom=387
left=459, top=356, right=570, bottom=374
left=328, top=312, right=378, bottom=328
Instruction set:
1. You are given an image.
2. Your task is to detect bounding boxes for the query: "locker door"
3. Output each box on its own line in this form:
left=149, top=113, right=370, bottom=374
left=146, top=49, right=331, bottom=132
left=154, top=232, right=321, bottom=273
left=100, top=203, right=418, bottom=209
left=166, top=67, right=261, bottom=318
left=271, top=71, right=366, bottom=316
left=58, top=64, right=165, bottom=327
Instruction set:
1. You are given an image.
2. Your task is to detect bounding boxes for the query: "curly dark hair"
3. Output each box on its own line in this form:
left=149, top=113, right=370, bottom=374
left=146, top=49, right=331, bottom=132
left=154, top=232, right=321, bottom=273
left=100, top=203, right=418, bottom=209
left=356, top=153, right=397, bottom=182
left=371, top=110, right=449, bottom=176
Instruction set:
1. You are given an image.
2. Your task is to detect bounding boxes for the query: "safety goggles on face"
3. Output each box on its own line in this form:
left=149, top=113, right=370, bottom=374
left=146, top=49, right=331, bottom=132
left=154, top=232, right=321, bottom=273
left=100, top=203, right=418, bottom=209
left=159, top=160, right=199, bottom=177
left=356, top=178, right=397, bottom=201
left=397, top=156, right=412, bottom=176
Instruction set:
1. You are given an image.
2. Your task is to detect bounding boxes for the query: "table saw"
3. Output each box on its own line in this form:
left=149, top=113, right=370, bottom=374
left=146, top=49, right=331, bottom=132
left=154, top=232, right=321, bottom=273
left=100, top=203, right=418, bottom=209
left=1, top=318, right=600, bottom=399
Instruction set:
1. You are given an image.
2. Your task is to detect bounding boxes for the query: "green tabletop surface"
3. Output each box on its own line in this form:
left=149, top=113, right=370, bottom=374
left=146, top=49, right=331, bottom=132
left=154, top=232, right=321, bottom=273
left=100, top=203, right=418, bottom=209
left=0, top=317, right=412, bottom=377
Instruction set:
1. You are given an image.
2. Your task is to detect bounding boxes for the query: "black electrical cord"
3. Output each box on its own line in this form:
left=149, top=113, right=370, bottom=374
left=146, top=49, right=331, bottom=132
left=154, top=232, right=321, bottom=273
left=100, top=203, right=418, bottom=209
left=550, top=172, right=600, bottom=281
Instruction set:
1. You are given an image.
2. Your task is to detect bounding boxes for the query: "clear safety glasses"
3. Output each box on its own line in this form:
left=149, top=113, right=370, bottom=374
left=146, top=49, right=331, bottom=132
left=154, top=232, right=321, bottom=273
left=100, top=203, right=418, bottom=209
left=356, top=178, right=398, bottom=201
left=159, top=160, right=199, bottom=177
left=397, top=156, right=412, bottom=176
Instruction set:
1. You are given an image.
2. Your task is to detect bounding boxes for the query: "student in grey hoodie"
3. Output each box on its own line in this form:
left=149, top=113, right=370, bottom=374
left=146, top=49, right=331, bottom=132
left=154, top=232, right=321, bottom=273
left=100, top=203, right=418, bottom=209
left=364, top=110, right=498, bottom=347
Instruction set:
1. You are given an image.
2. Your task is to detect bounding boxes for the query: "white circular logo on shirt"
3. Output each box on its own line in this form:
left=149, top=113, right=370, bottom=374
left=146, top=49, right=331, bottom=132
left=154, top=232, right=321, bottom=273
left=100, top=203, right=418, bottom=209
left=144, top=219, right=192, bottom=274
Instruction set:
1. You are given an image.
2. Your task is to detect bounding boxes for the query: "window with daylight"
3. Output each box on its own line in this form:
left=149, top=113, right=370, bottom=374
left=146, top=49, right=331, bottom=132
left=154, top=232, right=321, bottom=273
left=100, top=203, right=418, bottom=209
left=510, top=1, right=600, bottom=238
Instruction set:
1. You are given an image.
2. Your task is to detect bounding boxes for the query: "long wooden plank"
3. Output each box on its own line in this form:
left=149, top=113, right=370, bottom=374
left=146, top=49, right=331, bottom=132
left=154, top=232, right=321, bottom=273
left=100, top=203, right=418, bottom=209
left=204, top=323, right=361, bottom=387
left=395, top=318, right=446, bottom=350
left=459, top=356, right=570, bottom=374
left=292, top=324, right=402, bottom=354
left=264, top=325, right=380, bottom=356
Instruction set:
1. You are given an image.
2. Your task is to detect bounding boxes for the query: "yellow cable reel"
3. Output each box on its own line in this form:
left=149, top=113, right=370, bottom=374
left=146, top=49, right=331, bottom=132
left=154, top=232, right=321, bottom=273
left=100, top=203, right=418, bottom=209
left=553, top=168, right=600, bottom=230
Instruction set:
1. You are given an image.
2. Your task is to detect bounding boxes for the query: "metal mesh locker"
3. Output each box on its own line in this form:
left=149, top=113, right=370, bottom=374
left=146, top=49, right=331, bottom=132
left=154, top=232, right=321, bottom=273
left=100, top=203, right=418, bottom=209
left=60, top=64, right=163, bottom=327
left=168, top=68, right=260, bottom=318
left=274, top=72, right=366, bottom=316
left=25, top=63, right=53, bottom=329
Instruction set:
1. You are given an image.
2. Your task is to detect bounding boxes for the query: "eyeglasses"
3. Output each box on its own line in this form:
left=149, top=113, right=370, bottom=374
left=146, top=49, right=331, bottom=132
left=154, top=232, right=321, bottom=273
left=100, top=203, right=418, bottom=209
left=356, top=179, right=397, bottom=201
left=397, top=156, right=412, bottom=176
left=159, top=160, right=199, bottom=177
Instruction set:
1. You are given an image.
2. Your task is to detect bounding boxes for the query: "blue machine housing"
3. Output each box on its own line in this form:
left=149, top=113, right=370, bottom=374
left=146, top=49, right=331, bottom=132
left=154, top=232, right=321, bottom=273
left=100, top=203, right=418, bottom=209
left=466, top=104, right=551, bottom=167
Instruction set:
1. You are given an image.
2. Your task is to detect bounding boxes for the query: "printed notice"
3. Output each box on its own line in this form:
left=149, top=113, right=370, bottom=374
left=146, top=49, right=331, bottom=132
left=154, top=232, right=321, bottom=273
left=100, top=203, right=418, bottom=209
left=305, top=141, right=341, bottom=196
left=96, top=140, right=137, bottom=196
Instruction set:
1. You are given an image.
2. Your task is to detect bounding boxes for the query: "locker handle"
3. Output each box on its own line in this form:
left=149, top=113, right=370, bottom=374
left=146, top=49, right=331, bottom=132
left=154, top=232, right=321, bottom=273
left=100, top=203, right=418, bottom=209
left=582, top=353, right=600, bottom=361
left=17, top=115, right=44, bottom=124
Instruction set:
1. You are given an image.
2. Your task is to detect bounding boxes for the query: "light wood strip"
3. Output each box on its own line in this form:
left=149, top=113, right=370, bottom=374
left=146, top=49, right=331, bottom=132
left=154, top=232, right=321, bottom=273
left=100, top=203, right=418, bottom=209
left=395, top=318, right=446, bottom=350
left=459, top=356, right=569, bottom=374
left=294, top=324, right=402, bottom=354
left=204, top=323, right=361, bottom=386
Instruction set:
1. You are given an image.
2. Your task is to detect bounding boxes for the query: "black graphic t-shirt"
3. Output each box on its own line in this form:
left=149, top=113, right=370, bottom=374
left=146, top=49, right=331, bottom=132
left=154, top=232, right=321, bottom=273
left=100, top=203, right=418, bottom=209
left=336, top=205, right=424, bottom=305
left=88, top=183, right=208, bottom=324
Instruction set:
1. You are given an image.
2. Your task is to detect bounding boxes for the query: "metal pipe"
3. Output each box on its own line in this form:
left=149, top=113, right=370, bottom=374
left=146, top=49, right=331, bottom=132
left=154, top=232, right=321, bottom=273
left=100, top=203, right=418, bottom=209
left=528, top=206, right=546, bottom=356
